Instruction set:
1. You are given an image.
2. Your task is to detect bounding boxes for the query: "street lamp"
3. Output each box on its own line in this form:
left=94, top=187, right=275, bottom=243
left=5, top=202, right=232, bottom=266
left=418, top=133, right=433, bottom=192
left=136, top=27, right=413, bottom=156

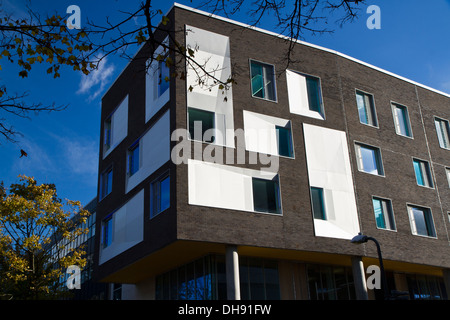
left=351, top=233, right=389, bottom=300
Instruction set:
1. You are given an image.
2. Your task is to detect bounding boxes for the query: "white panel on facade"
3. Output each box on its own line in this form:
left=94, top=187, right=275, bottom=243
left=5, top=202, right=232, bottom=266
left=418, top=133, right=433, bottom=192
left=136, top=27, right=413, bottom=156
left=188, top=159, right=278, bottom=213
left=286, top=70, right=324, bottom=120
left=303, top=123, right=360, bottom=240
left=104, top=95, right=128, bottom=159
left=99, top=189, right=144, bottom=265
left=243, top=110, right=291, bottom=156
left=185, top=25, right=235, bottom=148
left=126, top=110, right=171, bottom=193
left=145, top=37, right=170, bottom=123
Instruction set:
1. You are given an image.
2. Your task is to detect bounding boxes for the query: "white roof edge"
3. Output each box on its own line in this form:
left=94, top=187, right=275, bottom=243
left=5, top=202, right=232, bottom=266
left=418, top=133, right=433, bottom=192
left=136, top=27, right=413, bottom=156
left=173, top=2, right=450, bottom=99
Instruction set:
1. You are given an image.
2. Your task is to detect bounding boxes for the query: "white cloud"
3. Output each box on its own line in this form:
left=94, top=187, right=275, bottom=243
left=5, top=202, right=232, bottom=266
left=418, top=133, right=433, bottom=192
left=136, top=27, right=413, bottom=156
left=77, top=56, right=115, bottom=102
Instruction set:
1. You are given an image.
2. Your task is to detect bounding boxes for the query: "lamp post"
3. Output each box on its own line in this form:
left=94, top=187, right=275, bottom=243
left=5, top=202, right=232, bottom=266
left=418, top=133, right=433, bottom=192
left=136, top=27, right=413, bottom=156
left=351, top=233, right=389, bottom=300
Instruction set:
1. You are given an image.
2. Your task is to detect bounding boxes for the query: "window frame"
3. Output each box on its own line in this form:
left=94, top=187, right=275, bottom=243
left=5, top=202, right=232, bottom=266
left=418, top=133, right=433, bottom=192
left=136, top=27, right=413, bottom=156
left=249, top=59, right=277, bottom=102
left=251, top=176, right=282, bottom=215
left=434, top=116, right=450, bottom=150
left=157, top=54, right=170, bottom=98
left=355, top=89, right=378, bottom=127
left=127, top=139, right=141, bottom=177
left=310, top=187, right=326, bottom=220
left=412, top=158, right=434, bottom=189
left=446, top=167, right=450, bottom=188
left=103, top=116, right=112, bottom=152
left=354, top=142, right=385, bottom=176
left=100, top=165, right=113, bottom=200
left=150, top=171, right=171, bottom=219
left=187, top=107, right=216, bottom=144
left=406, top=204, right=437, bottom=238
left=102, top=214, right=114, bottom=248
left=275, top=123, right=295, bottom=158
left=391, top=102, right=413, bottom=138
left=372, top=196, right=396, bottom=231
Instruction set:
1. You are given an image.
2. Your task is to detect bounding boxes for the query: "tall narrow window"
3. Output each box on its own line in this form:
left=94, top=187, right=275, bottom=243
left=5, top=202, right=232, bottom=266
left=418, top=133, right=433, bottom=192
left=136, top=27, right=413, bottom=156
left=310, top=187, right=326, bottom=220
left=446, top=168, right=450, bottom=188
left=276, top=125, right=294, bottom=158
left=372, top=197, right=396, bottom=230
left=158, top=59, right=170, bottom=97
left=128, top=141, right=140, bottom=176
left=188, top=107, right=215, bottom=143
left=305, top=76, right=322, bottom=114
left=250, top=60, right=276, bottom=101
left=102, top=215, right=113, bottom=248
left=151, top=172, right=170, bottom=218
left=392, top=103, right=412, bottom=137
left=100, top=166, right=113, bottom=199
left=413, top=159, right=433, bottom=188
left=104, top=117, right=112, bottom=151
left=355, top=143, right=384, bottom=176
left=434, top=117, right=450, bottom=149
left=252, top=177, right=281, bottom=214
left=356, top=90, right=377, bottom=126
left=407, top=205, right=436, bottom=238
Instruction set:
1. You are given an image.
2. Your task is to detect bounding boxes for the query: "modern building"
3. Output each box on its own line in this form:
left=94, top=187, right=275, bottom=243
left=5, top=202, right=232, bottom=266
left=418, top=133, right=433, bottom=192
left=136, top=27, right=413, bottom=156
left=94, top=3, right=450, bottom=300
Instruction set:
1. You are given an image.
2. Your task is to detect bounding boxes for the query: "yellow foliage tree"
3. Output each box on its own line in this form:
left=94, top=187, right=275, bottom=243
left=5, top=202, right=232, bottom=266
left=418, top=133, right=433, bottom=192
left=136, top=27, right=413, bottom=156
left=0, top=175, right=90, bottom=300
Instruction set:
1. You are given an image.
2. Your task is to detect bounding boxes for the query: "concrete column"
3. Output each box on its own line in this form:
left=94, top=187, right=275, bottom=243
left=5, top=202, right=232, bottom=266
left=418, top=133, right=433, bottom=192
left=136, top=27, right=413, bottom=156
left=443, top=268, right=450, bottom=300
left=351, top=256, right=368, bottom=300
left=226, top=245, right=241, bottom=300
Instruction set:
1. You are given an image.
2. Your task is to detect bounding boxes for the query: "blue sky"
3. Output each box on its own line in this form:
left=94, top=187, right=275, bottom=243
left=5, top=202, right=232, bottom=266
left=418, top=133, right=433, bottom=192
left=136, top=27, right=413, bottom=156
left=0, top=0, right=449, bottom=207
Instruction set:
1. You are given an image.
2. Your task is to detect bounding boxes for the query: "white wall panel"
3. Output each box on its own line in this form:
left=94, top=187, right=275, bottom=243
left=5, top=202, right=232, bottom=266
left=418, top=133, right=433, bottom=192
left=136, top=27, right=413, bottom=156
left=188, top=159, right=278, bottom=213
left=185, top=26, right=234, bottom=148
left=303, top=124, right=360, bottom=240
left=286, top=70, right=324, bottom=120
left=126, top=110, right=170, bottom=193
left=99, top=189, right=144, bottom=265
left=104, top=95, right=128, bottom=158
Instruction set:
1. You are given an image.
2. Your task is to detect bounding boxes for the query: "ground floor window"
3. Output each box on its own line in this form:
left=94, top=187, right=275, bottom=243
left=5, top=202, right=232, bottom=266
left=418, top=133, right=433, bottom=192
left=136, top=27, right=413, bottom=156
left=155, top=255, right=280, bottom=300
left=406, top=274, right=447, bottom=300
left=306, top=264, right=355, bottom=300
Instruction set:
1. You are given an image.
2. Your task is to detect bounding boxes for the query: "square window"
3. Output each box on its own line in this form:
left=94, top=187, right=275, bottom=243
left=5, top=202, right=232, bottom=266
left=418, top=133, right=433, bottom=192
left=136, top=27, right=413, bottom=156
left=188, top=107, right=215, bottom=143
left=128, top=141, right=140, bottom=176
left=434, top=117, right=450, bottom=149
left=151, top=173, right=170, bottom=218
left=372, top=197, right=396, bottom=230
left=355, top=143, right=384, bottom=176
left=102, top=215, right=113, bottom=248
left=407, top=205, right=436, bottom=238
left=252, top=177, right=281, bottom=214
left=310, top=187, right=326, bottom=220
left=356, top=90, right=377, bottom=126
left=392, top=103, right=412, bottom=137
left=250, top=60, right=276, bottom=101
left=100, top=166, right=113, bottom=199
left=413, top=159, right=433, bottom=188
left=276, top=125, right=294, bottom=158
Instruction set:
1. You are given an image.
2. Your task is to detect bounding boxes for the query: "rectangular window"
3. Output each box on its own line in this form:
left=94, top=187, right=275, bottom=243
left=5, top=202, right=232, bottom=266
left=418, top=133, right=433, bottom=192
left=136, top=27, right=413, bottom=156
left=434, top=117, right=450, bottom=149
left=392, top=103, right=412, bottom=137
left=151, top=172, right=170, bottom=218
left=102, top=215, right=113, bottom=248
left=356, top=90, right=377, bottom=126
left=252, top=177, right=281, bottom=214
left=355, top=143, right=384, bottom=176
left=128, top=141, right=140, bottom=176
left=104, top=117, right=112, bottom=151
left=372, top=197, right=396, bottom=230
left=446, top=168, right=450, bottom=188
left=188, top=107, right=215, bottom=143
left=305, top=76, right=323, bottom=114
left=276, top=125, right=294, bottom=158
left=413, top=159, right=433, bottom=188
left=310, top=187, right=326, bottom=220
left=158, top=59, right=170, bottom=97
left=100, top=166, right=113, bottom=199
left=408, top=205, right=436, bottom=238
left=250, top=60, right=276, bottom=101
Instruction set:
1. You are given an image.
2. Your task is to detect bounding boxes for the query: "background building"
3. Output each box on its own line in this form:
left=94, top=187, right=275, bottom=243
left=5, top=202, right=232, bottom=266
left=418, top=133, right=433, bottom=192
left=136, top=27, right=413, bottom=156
left=94, top=3, right=450, bottom=300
